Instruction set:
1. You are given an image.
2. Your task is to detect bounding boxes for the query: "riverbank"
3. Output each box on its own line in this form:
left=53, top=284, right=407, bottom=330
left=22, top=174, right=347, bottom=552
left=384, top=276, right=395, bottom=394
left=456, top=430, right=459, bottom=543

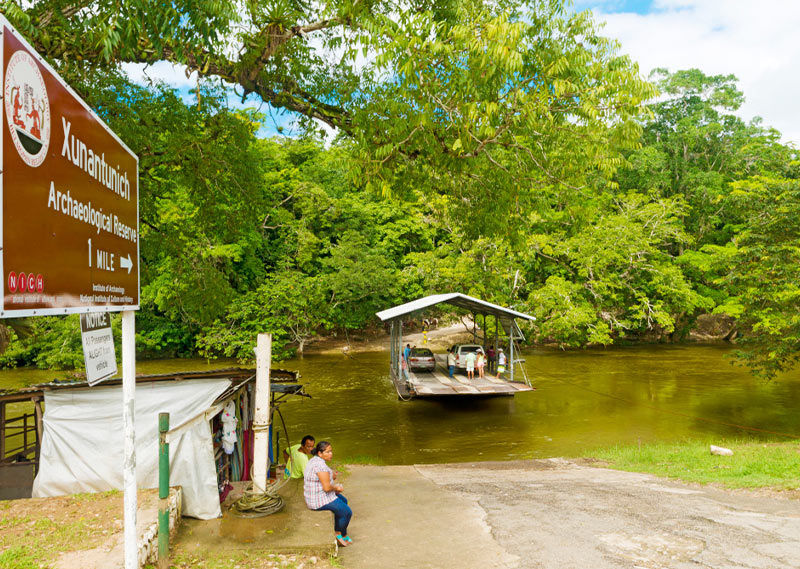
left=586, top=439, right=800, bottom=492
left=301, top=320, right=476, bottom=355
left=300, top=312, right=738, bottom=356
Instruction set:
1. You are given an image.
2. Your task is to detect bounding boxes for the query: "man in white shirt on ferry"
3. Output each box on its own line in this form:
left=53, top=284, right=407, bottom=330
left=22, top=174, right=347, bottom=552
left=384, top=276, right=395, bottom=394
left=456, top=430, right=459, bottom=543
left=464, top=350, right=477, bottom=380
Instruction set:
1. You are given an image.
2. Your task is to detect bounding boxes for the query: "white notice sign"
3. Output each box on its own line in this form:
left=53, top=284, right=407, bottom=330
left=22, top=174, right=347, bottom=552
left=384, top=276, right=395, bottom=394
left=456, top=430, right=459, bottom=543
left=80, top=312, right=118, bottom=386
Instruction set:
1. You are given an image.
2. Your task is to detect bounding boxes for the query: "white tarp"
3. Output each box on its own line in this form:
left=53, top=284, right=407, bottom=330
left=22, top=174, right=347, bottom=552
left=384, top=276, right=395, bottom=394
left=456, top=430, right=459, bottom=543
left=32, top=378, right=231, bottom=519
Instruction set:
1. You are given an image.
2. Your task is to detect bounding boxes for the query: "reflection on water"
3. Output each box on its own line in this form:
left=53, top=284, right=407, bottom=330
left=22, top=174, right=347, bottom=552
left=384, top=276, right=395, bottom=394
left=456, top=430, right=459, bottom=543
left=2, top=345, right=798, bottom=464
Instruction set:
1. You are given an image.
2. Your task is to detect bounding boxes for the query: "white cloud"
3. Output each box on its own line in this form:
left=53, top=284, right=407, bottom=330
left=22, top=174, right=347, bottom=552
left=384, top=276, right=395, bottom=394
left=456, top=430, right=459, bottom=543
left=591, top=0, right=800, bottom=146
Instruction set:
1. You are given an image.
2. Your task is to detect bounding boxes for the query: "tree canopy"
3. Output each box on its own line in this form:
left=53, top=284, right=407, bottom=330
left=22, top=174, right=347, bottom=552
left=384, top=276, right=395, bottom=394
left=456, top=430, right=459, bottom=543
left=0, top=2, right=797, bottom=380
left=3, top=1, right=654, bottom=221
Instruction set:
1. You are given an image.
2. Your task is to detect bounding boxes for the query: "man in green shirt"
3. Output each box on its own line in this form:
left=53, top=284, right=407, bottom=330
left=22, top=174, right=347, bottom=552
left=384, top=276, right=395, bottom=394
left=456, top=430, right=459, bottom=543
left=283, top=435, right=316, bottom=479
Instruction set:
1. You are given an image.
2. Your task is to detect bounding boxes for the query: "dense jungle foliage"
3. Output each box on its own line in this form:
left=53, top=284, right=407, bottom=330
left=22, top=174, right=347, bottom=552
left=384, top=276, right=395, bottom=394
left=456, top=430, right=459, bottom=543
left=0, top=1, right=797, bottom=378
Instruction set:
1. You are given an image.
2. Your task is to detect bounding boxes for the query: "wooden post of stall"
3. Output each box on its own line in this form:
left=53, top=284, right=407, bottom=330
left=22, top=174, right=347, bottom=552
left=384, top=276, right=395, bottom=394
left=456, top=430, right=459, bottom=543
left=252, top=333, right=272, bottom=493
left=33, top=398, right=43, bottom=468
left=0, top=401, right=5, bottom=460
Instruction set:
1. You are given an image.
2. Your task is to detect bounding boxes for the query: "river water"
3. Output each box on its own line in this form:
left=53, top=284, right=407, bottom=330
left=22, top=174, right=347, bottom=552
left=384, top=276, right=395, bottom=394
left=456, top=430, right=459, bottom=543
left=2, top=345, right=798, bottom=464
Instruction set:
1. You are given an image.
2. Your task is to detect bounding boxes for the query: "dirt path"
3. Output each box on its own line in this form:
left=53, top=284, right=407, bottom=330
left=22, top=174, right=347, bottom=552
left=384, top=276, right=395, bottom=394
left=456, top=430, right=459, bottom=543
left=339, top=460, right=800, bottom=569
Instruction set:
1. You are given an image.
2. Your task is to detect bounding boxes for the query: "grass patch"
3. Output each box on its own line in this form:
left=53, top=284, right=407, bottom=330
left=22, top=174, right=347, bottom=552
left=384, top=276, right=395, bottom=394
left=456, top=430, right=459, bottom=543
left=68, top=489, right=120, bottom=503
left=584, top=440, right=800, bottom=490
left=1, top=517, right=94, bottom=564
left=0, top=517, right=32, bottom=530
left=0, top=547, right=42, bottom=569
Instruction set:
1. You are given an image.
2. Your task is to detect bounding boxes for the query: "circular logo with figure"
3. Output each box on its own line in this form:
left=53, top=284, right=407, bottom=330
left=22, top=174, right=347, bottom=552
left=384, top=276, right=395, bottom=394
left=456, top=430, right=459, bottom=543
left=4, top=50, right=50, bottom=167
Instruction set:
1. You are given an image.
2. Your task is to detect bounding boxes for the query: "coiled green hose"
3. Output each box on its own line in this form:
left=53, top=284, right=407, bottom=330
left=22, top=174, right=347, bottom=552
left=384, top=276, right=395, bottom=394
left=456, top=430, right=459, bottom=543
left=229, top=478, right=288, bottom=518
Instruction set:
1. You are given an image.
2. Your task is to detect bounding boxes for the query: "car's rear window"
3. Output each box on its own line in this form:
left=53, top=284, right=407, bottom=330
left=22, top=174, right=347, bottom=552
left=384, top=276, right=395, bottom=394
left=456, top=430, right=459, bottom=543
left=410, top=348, right=433, bottom=357
left=460, top=346, right=481, bottom=353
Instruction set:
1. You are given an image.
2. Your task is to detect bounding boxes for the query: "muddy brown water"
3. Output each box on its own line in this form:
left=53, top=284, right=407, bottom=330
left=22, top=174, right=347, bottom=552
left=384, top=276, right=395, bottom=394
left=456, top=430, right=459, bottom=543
left=2, top=345, right=799, bottom=464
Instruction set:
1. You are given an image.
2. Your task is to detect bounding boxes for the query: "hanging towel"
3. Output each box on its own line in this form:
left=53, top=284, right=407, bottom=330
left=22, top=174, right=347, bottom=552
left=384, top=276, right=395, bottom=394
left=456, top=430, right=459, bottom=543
left=220, top=400, right=238, bottom=454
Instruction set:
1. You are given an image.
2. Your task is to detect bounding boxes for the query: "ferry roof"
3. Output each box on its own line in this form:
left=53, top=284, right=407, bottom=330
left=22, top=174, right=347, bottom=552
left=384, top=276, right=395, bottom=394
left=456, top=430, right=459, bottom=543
left=376, top=293, right=535, bottom=324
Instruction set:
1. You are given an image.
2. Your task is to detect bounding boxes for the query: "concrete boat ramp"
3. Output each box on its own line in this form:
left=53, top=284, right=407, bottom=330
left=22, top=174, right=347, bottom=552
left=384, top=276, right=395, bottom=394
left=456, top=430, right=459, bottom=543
left=340, top=461, right=800, bottom=569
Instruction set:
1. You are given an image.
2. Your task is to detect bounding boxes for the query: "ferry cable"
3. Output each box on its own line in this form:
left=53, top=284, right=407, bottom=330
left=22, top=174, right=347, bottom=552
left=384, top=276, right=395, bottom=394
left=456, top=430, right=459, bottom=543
left=394, top=368, right=414, bottom=401
left=395, top=382, right=413, bottom=401
left=528, top=368, right=799, bottom=441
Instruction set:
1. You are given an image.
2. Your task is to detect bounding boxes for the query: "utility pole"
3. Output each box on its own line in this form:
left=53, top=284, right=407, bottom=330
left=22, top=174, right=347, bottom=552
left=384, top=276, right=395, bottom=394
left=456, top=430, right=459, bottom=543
left=252, top=333, right=272, bottom=492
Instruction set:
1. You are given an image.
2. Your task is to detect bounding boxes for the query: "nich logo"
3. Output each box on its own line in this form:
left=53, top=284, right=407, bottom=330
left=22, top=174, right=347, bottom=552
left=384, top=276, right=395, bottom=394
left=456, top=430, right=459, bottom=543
left=7, top=272, right=44, bottom=293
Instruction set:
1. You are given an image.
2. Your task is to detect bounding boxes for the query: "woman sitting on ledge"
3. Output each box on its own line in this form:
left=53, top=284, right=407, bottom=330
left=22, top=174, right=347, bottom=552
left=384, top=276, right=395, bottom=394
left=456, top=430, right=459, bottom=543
left=304, top=441, right=353, bottom=547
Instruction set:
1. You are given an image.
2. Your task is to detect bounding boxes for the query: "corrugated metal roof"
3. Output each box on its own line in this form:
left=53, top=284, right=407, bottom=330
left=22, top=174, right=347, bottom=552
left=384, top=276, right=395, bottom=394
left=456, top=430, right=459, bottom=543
left=375, top=293, right=535, bottom=322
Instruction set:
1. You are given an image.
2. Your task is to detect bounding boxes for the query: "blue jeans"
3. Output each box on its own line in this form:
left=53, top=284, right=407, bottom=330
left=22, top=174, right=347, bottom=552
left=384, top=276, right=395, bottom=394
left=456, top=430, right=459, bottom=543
left=316, top=495, right=352, bottom=535
left=449, top=365, right=455, bottom=377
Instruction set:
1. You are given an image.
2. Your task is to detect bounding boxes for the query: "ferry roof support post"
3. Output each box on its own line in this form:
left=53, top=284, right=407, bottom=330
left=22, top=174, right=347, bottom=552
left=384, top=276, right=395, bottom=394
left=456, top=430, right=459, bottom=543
left=252, top=333, right=272, bottom=493
left=493, top=315, right=498, bottom=359
left=509, top=324, right=515, bottom=383
left=122, top=309, right=137, bottom=569
left=399, top=320, right=404, bottom=380
left=391, top=322, right=395, bottom=378
left=472, top=312, right=476, bottom=343
left=393, top=320, right=401, bottom=381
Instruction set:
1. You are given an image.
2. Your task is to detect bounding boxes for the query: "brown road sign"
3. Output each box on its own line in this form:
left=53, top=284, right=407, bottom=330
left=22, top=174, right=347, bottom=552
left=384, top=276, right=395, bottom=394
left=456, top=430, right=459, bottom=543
left=1, top=17, right=139, bottom=316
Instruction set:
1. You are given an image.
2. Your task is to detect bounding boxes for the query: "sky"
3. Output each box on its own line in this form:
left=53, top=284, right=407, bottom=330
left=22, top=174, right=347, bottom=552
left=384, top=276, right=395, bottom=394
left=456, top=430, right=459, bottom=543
left=125, top=0, right=800, bottom=146
left=576, top=0, right=800, bottom=146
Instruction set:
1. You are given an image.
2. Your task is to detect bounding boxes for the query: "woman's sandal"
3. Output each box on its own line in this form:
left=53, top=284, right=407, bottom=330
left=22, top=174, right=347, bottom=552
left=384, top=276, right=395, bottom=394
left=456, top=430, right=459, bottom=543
left=336, top=535, right=348, bottom=547
left=343, top=536, right=353, bottom=544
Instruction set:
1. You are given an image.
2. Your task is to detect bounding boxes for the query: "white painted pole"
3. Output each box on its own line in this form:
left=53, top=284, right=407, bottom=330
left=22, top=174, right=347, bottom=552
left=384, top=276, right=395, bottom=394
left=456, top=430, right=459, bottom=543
left=252, top=333, right=272, bottom=493
left=122, top=309, right=137, bottom=569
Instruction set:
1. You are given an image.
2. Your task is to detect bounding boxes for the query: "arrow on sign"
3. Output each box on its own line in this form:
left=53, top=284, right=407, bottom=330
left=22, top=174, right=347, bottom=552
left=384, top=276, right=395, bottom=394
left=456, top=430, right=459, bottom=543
left=120, top=254, right=133, bottom=274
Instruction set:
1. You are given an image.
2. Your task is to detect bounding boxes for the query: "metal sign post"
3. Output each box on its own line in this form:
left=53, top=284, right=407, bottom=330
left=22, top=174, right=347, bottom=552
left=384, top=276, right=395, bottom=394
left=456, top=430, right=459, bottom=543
left=122, top=310, right=137, bottom=569
left=0, top=17, right=140, bottom=569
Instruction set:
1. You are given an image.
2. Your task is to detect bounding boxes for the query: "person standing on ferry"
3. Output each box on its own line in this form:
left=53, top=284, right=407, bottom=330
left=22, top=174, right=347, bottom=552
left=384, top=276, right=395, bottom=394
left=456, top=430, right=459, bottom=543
left=447, top=348, right=456, bottom=378
left=464, top=349, right=477, bottom=380
left=486, top=346, right=496, bottom=374
left=476, top=349, right=486, bottom=379
left=496, top=348, right=507, bottom=379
